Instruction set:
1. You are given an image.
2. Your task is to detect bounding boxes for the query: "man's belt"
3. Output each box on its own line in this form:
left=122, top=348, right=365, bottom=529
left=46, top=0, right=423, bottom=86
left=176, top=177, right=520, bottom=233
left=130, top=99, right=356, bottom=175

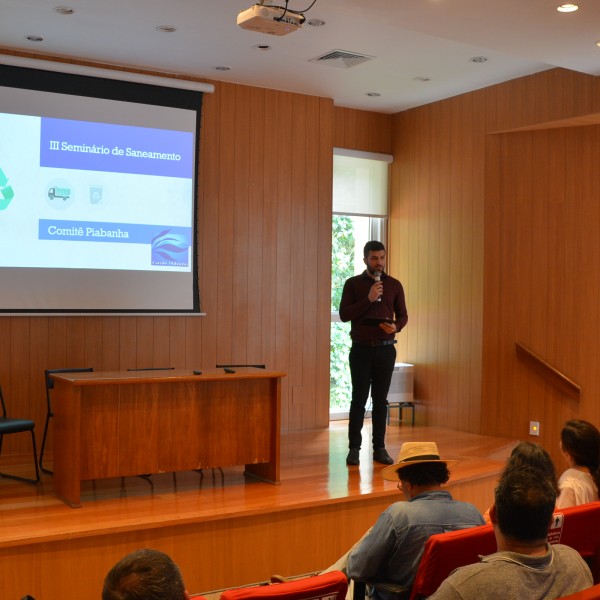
left=353, top=339, right=397, bottom=347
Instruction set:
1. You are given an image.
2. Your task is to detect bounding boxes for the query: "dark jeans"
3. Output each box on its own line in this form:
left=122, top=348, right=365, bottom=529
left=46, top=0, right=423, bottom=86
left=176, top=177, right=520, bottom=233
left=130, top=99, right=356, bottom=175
left=348, top=342, right=396, bottom=450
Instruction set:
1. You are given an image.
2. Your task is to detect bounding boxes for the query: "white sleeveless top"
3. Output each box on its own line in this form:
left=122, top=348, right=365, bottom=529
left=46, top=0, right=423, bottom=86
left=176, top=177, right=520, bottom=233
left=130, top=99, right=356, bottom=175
left=556, top=467, right=599, bottom=509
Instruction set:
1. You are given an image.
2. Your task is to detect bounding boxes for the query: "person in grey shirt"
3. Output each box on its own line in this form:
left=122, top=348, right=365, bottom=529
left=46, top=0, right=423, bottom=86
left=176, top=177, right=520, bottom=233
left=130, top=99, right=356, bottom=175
left=430, top=465, right=593, bottom=600
left=344, top=442, right=484, bottom=600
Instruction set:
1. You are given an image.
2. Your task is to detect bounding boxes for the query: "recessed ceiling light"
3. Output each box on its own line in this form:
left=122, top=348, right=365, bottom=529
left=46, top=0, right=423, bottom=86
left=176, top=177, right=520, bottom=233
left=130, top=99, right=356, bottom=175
left=596, top=40, right=600, bottom=47
left=253, top=44, right=272, bottom=51
left=413, top=76, right=431, bottom=82
left=366, top=92, right=381, bottom=97
left=214, top=66, right=231, bottom=71
left=54, top=6, right=74, bottom=15
left=155, top=25, right=177, bottom=33
left=26, top=35, right=44, bottom=42
left=307, top=19, right=326, bottom=27
left=470, top=56, right=488, bottom=63
left=557, top=4, right=578, bottom=12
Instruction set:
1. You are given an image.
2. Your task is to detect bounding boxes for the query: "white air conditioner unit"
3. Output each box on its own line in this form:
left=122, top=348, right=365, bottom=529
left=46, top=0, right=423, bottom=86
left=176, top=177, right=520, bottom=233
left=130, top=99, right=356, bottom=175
left=388, top=362, right=414, bottom=404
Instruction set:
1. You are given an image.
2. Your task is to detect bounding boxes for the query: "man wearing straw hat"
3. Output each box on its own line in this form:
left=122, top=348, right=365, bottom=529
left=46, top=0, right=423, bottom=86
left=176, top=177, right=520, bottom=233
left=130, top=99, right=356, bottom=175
left=344, top=442, right=484, bottom=600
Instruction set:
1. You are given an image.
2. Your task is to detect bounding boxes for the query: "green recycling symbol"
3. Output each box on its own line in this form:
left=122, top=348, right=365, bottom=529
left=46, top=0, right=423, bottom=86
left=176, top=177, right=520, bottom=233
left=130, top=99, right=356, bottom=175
left=0, top=166, right=14, bottom=211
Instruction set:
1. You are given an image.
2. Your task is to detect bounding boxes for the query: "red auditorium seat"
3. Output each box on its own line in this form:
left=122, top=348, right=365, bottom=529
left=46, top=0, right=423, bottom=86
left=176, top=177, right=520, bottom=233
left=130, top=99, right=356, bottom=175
left=409, top=523, right=496, bottom=600
left=549, top=502, right=600, bottom=584
left=557, top=584, right=600, bottom=600
left=220, top=571, right=348, bottom=600
left=351, top=524, right=496, bottom=600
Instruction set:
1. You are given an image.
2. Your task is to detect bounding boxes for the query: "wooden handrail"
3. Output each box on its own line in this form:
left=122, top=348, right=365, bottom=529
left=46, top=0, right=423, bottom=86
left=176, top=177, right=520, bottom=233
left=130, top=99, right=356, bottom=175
left=515, top=342, right=581, bottom=399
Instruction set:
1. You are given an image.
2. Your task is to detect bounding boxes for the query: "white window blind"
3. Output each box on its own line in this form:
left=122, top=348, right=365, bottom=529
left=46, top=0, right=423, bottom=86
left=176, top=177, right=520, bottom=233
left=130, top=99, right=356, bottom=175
left=333, top=149, right=392, bottom=217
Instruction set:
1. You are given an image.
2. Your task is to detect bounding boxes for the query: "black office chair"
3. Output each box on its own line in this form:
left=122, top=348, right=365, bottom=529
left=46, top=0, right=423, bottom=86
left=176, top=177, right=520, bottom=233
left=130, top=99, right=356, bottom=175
left=0, top=385, right=40, bottom=484
left=41, top=367, right=93, bottom=474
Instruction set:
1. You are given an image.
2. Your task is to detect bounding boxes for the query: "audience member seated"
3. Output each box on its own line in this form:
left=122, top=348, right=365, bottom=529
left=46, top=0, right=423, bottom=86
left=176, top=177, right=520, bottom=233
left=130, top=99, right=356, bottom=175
left=102, top=548, right=190, bottom=600
left=429, top=465, right=593, bottom=600
left=330, top=442, right=484, bottom=600
left=483, top=441, right=558, bottom=522
left=557, top=420, right=600, bottom=509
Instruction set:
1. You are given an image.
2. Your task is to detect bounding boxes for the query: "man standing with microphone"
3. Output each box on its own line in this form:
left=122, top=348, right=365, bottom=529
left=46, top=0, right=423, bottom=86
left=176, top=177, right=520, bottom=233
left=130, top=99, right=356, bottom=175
left=339, top=240, right=408, bottom=466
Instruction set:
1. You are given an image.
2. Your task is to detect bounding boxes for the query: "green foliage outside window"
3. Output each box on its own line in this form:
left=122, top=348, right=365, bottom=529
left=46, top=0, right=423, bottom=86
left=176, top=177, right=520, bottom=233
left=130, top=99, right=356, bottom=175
left=330, top=216, right=355, bottom=410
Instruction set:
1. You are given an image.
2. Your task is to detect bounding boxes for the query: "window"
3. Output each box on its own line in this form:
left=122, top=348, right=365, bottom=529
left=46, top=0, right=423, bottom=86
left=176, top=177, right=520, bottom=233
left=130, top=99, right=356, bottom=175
left=330, top=149, right=392, bottom=418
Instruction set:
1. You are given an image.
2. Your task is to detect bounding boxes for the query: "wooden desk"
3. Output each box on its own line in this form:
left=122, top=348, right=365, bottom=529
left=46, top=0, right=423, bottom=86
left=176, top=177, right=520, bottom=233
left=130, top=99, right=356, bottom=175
left=51, top=368, right=284, bottom=507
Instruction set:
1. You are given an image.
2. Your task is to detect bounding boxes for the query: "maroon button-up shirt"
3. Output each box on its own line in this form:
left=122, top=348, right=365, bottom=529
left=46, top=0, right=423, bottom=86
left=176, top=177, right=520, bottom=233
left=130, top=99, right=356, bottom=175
left=339, top=271, right=408, bottom=344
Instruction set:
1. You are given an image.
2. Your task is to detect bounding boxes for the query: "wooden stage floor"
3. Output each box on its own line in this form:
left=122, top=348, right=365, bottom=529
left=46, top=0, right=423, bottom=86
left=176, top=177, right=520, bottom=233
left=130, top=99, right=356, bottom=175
left=0, top=422, right=517, bottom=600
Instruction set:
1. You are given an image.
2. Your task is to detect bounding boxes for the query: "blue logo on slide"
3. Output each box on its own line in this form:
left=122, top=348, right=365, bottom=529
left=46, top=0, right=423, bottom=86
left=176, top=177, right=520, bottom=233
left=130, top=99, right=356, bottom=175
left=151, top=229, right=190, bottom=267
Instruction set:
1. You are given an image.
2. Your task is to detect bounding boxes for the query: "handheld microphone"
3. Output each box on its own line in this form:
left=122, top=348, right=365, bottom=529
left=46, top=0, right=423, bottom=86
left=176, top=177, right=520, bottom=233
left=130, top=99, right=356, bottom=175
left=374, top=271, right=382, bottom=302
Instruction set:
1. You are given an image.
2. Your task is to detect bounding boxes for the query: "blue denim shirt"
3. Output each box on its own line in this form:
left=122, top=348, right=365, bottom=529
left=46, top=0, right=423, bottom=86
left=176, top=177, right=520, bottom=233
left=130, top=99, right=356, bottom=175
left=347, top=491, right=485, bottom=599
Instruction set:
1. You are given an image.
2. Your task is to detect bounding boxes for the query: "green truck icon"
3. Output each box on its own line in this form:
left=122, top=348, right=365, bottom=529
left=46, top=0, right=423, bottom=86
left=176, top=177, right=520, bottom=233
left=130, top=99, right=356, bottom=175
left=48, top=186, right=71, bottom=201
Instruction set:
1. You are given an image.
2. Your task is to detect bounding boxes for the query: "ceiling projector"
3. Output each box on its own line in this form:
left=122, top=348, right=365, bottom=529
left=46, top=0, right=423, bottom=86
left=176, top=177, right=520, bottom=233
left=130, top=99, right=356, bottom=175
left=237, top=4, right=305, bottom=36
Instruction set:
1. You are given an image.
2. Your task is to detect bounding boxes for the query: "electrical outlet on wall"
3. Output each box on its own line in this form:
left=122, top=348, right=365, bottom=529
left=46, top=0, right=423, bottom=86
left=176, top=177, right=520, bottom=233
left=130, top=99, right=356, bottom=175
left=529, top=421, right=540, bottom=436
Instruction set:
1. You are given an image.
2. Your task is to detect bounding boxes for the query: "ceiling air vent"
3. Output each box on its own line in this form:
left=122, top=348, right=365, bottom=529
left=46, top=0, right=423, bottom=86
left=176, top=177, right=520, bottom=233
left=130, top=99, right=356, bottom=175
left=309, top=49, right=375, bottom=69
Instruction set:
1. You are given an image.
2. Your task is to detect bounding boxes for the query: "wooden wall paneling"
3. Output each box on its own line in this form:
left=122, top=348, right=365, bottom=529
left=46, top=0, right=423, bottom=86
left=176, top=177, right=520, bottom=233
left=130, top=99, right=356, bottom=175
left=446, top=97, right=467, bottom=429
left=333, top=107, right=392, bottom=154
left=66, top=318, right=86, bottom=369
left=545, top=130, right=567, bottom=388
left=315, top=97, right=334, bottom=427
left=83, top=317, right=103, bottom=370
left=468, top=88, right=487, bottom=434
left=27, top=318, right=48, bottom=453
left=523, top=131, right=550, bottom=437
left=274, top=92, right=294, bottom=430
left=300, top=96, right=320, bottom=428
left=414, top=105, right=432, bottom=416
left=578, top=127, right=600, bottom=416
left=425, top=101, right=443, bottom=426
left=511, top=132, right=536, bottom=437
left=260, top=89, right=280, bottom=374
left=481, top=135, right=502, bottom=434
left=562, top=129, right=584, bottom=389
left=10, top=319, right=30, bottom=449
left=118, top=318, right=136, bottom=370
left=101, top=317, right=120, bottom=371
left=232, top=84, right=251, bottom=365
left=434, top=101, right=453, bottom=429
left=216, top=82, right=237, bottom=364
left=198, top=82, right=219, bottom=368
left=168, top=316, right=187, bottom=369
left=48, top=317, right=68, bottom=368
left=289, top=94, right=308, bottom=429
left=246, top=86, right=266, bottom=366
left=458, top=92, right=477, bottom=432
left=135, top=317, right=155, bottom=368
left=152, top=317, right=171, bottom=367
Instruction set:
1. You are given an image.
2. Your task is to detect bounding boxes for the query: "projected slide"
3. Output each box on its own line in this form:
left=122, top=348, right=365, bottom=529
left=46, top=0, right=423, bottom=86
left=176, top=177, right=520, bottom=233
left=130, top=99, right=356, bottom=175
left=0, top=112, right=193, bottom=272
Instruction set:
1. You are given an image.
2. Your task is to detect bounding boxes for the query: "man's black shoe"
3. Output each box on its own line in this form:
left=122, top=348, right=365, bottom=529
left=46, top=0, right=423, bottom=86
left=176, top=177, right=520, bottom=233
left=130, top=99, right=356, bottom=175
left=373, top=447, right=394, bottom=465
left=346, top=448, right=360, bottom=466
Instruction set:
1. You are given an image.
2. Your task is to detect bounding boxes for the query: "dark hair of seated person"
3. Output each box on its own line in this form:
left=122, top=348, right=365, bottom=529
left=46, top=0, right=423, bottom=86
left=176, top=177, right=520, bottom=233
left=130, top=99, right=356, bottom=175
left=102, top=548, right=187, bottom=600
left=397, top=462, right=451, bottom=487
left=505, top=441, right=559, bottom=494
left=494, top=465, right=557, bottom=543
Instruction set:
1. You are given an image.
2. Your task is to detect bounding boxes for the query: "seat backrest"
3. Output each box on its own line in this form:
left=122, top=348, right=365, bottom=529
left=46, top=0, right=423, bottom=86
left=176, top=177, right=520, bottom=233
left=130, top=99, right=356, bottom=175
left=549, top=502, right=600, bottom=560
left=45, top=368, right=93, bottom=410
left=220, top=571, right=348, bottom=600
left=557, top=584, right=600, bottom=600
left=410, top=524, right=496, bottom=600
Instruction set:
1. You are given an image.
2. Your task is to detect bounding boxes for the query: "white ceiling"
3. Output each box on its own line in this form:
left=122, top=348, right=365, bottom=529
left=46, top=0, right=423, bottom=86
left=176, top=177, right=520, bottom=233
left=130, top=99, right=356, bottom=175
left=1, top=0, right=599, bottom=113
